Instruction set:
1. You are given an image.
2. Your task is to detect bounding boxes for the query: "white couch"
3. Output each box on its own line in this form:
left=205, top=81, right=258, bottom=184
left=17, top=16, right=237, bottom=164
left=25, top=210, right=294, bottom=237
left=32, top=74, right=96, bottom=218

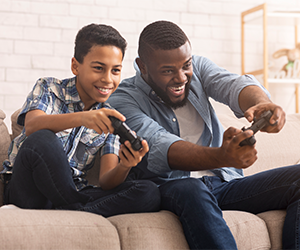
left=0, top=108, right=299, bottom=249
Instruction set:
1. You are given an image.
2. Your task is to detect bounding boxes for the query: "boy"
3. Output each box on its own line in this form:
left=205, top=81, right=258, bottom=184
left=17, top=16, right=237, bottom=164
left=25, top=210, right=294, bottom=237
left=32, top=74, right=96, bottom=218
left=2, top=23, right=160, bottom=217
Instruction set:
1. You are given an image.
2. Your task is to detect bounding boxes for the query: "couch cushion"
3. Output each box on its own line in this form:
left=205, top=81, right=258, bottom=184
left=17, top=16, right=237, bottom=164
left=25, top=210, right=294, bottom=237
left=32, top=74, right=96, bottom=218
left=108, top=210, right=189, bottom=250
left=257, top=210, right=286, bottom=250
left=223, top=210, right=271, bottom=249
left=0, top=205, right=120, bottom=250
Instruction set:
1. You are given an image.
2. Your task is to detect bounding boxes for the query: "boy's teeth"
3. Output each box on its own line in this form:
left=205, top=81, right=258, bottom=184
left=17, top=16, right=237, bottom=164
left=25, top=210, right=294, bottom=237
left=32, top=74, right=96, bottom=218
left=97, top=87, right=110, bottom=93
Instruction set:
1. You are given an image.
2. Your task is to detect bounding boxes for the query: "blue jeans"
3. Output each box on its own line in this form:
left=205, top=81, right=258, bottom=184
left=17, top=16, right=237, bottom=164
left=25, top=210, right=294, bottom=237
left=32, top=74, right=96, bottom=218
left=159, top=165, right=300, bottom=249
left=4, top=130, right=160, bottom=217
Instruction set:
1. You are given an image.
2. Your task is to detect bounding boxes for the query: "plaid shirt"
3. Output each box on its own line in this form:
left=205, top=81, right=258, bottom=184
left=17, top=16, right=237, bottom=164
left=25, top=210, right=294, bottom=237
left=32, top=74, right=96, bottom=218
left=2, top=77, right=120, bottom=190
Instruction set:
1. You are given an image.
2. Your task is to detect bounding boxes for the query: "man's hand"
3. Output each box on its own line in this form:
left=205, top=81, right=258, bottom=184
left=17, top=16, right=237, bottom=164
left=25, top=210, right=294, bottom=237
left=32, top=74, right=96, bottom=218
left=243, top=103, right=286, bottom=133
left=218, top=127, right=257, bottom=169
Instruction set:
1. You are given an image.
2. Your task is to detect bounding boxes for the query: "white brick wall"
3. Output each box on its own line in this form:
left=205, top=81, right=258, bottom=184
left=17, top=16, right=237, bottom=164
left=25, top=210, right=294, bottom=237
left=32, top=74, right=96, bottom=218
left=0, top=0, right=299, bottom=132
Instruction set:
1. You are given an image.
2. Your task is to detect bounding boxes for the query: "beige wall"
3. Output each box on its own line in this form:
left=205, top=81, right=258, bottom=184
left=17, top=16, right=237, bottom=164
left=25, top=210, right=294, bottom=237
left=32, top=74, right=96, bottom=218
left=0, top=0, right=299, bottom=131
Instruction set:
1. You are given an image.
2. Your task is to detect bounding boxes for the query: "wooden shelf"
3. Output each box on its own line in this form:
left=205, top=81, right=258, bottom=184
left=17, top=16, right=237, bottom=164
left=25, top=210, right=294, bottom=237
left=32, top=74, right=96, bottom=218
left=241, top=3, right=300, bottom=113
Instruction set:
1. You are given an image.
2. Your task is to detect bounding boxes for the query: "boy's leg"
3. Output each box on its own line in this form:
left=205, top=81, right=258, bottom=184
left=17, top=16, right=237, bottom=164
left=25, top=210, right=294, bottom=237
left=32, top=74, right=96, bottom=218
left=79, top=180, right=161, bottom=217
left=159, top=178, right=238, bottom=250
left=6, top=129, right=161, bottom=217
left=212, top=165, right=300, bottom=250
left=6, top=129, right=90, bottom=209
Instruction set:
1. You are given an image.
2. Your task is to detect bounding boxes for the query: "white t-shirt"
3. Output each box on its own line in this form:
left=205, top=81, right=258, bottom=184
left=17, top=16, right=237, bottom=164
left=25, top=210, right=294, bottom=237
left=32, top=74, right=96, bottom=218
left=173, top=100, right=215, bottom=177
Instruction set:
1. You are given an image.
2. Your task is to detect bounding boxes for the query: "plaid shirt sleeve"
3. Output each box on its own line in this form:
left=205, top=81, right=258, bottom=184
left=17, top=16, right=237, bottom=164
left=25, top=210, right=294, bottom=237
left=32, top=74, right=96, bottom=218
left=100, top=133, right=120, bottom=157
left=17, top=78, right=53, bottom=126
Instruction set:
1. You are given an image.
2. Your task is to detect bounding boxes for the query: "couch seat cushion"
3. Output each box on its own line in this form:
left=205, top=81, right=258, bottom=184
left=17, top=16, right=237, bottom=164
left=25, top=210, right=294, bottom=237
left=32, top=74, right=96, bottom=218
left=0, top=205, right=120, bottom=250
left=257, top=210, right=286, bottom=250
left=108, top=210, right=189, bottom=250
left=223, top=210, right=271, bottom=249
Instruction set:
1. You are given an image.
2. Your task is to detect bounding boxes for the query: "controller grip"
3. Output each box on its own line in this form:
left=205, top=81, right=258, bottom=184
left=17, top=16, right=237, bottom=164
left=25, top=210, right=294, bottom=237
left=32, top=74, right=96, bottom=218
left=109, top=116, right=143, bottom=151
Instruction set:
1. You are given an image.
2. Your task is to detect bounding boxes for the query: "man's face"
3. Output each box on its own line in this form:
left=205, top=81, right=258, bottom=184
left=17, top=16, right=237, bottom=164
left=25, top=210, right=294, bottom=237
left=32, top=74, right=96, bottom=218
left=71, top=45, right=123, bottom=110
left=138, top=41, right=193, bottom=109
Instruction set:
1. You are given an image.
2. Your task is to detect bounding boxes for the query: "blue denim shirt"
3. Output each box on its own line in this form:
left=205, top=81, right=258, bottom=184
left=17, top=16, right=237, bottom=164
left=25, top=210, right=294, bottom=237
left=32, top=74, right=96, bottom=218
left=108, top=55, right=270, bottom=185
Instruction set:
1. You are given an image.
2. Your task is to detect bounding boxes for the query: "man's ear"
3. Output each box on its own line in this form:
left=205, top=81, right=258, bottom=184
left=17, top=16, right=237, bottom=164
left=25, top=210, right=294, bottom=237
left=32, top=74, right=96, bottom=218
left=71, top=57, right=79, bottom=75
left=136, top=58, right=147, bottom=75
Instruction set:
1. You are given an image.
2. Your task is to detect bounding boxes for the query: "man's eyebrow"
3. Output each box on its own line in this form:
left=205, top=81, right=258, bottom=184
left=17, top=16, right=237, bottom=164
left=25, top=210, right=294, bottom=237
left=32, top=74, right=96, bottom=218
left=160, top=57, right=193, bottom=69
left=91, top=61, right=122, bottom=67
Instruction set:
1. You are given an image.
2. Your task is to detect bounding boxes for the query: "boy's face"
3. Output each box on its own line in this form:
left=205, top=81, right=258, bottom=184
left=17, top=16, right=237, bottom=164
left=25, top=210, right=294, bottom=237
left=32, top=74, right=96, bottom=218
left=137, top=41, right=193, bottom=109
left=72, top=45, right=123, bottom=110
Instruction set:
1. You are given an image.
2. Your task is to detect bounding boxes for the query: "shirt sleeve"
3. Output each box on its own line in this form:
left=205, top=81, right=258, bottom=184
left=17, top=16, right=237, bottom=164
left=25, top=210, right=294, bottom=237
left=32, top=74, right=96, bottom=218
left=192, top=55, right=270, bottom=118
left=17, top=78, right=53, bottom=126
left=108, top=85, right=183, bottom=175
left=100, top=133, right=120, bottom=157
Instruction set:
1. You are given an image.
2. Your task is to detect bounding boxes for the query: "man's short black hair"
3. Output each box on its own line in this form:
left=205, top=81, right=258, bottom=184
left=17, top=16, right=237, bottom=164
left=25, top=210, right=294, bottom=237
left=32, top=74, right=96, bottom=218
left=74, top=23, right=127, bottom=63
left=138, top=20, right=190, bottom=62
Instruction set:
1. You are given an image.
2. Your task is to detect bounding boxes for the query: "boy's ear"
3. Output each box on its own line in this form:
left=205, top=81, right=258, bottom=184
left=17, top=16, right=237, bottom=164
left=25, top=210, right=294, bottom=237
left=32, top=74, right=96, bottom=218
left=136, top=58, right=147, bottom=75
left=71, top=57, right=79, bottom=75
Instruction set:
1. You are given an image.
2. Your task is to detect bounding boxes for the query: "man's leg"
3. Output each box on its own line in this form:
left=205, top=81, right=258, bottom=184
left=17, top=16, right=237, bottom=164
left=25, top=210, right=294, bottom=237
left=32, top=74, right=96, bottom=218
left=159, top=178, right=237, bottom=250
left=212, top=165, right=300, bottom=250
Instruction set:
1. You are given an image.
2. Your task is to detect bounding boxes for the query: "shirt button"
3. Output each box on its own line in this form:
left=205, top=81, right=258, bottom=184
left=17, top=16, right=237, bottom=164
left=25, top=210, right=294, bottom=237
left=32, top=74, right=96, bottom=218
left=89, top=140, right=93, bottom=144
left=33, top=99, right=38, bottom=103
left=172, top=118, right=176, bottom=122
left=151, top=91, right=155, bottom=95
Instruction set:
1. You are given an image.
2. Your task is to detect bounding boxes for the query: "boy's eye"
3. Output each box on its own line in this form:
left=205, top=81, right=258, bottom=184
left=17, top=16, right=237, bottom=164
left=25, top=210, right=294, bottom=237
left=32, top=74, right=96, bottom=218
left=112, top=68, right=121, bottom=74
left=94, top=66, right=103, bottom=71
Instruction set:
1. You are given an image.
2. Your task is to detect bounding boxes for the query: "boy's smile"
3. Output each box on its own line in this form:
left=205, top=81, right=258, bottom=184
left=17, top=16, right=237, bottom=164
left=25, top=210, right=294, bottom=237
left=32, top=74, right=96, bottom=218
left=71, top=45, right=123, bottom=110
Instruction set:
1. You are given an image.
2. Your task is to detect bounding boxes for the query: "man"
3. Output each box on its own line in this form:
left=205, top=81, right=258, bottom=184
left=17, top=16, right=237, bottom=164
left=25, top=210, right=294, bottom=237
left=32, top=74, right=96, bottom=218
left=108, top=20, right=299, bottom=249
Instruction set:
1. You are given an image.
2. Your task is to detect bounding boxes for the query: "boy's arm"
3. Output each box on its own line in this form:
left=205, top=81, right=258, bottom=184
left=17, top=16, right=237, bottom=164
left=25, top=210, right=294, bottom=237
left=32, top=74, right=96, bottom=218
left=24, top=108, right=126, bottom=136
left=99, top=140, right=149, bottom=190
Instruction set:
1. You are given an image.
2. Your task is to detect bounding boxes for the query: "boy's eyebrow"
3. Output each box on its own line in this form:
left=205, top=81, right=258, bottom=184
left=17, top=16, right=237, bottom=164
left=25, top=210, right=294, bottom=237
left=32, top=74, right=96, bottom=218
left=92, top=61, right=122, bottom=67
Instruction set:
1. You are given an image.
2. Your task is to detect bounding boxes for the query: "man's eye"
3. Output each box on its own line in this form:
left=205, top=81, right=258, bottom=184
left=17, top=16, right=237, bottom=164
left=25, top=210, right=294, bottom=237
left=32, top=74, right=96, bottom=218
left=184, top=63, right=191, bottom=69
left=163, top=70, right=173, bottom=74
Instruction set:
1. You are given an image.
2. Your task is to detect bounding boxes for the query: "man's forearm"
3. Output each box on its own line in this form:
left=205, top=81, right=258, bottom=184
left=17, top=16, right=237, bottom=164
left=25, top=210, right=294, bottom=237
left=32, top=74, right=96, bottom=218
left=238, top=85, right=271, bottom=113
left=167, top=140, right=223, bottom=171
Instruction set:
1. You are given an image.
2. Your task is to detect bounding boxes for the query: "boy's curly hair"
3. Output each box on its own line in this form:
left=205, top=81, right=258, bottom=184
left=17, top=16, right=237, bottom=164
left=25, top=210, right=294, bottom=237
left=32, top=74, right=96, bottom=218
left=74, top=23, right=127, bottom=63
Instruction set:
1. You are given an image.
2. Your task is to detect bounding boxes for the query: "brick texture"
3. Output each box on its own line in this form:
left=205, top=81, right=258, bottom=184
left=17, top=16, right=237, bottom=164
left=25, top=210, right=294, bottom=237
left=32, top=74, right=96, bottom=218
left=0, top=0, right=299, bottom=132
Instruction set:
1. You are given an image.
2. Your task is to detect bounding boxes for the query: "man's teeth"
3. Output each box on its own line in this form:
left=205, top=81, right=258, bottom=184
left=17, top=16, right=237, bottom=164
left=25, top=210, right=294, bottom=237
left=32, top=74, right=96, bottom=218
left=97, top=87, right=110, bottom=93
left=170, top=85, right=185, bottom=91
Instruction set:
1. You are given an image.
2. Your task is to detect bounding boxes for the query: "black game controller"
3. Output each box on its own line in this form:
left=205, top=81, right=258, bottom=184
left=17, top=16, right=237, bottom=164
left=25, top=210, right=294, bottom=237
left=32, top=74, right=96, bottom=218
left=109, top=116, right=143, bottom=151
left=239, top=110, right=273, bottom=147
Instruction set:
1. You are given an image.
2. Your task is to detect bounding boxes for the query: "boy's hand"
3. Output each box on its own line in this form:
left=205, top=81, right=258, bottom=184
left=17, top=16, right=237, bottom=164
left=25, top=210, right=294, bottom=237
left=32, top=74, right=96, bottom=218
left=118, top=139, right=149, bottom=169
left=81, top=108, right=125, bottom=134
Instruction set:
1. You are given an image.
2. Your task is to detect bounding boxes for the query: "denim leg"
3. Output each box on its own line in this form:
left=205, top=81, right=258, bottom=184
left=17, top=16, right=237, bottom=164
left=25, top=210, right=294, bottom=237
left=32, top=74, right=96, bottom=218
left=159, top=178, right=237, bottom=250
left=79, top=180, right=161, bottom=217
left=6, top=129, right=90, bottom=209
left=212, top=165, right=300, bottom=250
left=6, top=129, right=161, bottom=217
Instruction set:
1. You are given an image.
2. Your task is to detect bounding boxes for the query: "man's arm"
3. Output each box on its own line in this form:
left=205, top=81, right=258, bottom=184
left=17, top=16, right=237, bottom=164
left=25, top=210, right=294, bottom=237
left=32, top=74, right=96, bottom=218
left=168, top=126, right=256, bottom=171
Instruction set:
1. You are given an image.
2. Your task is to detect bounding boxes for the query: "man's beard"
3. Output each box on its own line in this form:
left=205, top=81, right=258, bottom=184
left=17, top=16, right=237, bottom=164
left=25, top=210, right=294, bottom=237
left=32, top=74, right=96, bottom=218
left=147, top=75, right=190, bottom=109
